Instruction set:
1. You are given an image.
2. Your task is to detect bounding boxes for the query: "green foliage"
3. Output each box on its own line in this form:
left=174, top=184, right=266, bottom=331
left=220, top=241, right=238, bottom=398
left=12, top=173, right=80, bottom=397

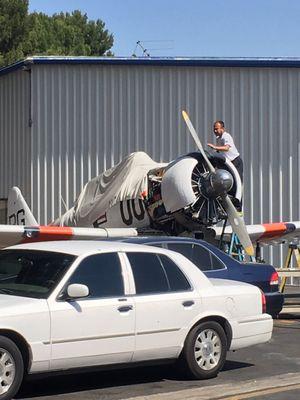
left=0, top=1, right=114, bottom=67
left=0, top=0, right=28, bottom=66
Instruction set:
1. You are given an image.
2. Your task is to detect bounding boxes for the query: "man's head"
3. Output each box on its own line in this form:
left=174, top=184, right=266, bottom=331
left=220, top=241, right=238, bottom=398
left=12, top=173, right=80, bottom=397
left=213, top=120, right=225, bottom=137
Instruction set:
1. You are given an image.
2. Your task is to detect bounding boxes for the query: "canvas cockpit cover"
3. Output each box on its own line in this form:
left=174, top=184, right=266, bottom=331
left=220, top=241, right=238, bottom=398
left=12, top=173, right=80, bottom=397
left=53, top=152, right=165, bottom=226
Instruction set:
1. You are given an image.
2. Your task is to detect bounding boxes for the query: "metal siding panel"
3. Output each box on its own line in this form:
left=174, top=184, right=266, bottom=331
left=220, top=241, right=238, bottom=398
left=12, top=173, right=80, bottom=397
left=14, top=63, right=300, bottom=267
left=0, top=70, right=31, bottom=205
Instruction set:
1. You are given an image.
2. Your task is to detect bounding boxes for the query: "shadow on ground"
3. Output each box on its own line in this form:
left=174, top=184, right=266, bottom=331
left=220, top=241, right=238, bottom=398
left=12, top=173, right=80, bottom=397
left=16, top=360, right=252, bottom=399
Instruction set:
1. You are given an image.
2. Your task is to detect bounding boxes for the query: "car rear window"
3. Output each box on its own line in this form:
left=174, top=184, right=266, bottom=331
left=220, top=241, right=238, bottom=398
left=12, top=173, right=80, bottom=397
left=127, top=252, right=169, bottom=294
left=158, top=254, right=191, bottom=291
left=126, top=252, right=191, bottom=294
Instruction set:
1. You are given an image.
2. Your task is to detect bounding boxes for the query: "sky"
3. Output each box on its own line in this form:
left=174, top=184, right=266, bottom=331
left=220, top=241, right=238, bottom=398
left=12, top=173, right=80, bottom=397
left=28, top=0, right=300, bottom=58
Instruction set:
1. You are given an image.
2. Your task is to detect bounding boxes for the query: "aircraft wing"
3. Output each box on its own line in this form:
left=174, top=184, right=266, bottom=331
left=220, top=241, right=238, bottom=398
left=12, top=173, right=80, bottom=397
left=0, top=225, right=138, bottom=249
left=214, top=222, right=300, bottom=245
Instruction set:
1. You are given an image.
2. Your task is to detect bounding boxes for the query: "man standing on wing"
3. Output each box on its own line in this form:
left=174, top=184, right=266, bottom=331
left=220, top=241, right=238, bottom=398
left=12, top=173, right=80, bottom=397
left=207, top=120, right=243, bottom=182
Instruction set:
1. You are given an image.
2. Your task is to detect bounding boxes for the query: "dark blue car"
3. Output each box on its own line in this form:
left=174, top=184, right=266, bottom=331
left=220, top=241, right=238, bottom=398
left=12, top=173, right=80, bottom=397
left=122, top=236, right=284, bottom=318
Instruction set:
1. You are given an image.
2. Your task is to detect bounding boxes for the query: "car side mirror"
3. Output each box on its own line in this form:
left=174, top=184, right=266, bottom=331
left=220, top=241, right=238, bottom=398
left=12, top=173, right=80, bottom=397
left=66, top=283, right=89, bottom=299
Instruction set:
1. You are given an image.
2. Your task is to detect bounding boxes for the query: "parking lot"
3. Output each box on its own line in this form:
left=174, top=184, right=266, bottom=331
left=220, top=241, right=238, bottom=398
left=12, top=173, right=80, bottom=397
left=16, top=297, right=300, bottom=400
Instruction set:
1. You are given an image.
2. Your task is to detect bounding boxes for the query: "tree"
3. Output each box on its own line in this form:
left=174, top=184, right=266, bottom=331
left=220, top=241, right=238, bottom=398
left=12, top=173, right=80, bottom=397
left=25, top=10, right=114, bottom=57
left=0, top=2, right=114, bottom=67
left=0, top=0, right=29, bottom=66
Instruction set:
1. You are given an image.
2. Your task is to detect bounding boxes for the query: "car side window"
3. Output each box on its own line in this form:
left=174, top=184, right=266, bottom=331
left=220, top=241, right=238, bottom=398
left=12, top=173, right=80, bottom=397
left=126, top=252, right=169, bottom=294
left=166, top=242, right=213, bottom=271
left=68, top=253, right=124, bottom=298
left=158, top=254, right=192, bottom=291
left=191, top=244, right=212, bottom=271
left=210, top=253, right=225, bottom=270
left=165, top=243, right=193, bottom=260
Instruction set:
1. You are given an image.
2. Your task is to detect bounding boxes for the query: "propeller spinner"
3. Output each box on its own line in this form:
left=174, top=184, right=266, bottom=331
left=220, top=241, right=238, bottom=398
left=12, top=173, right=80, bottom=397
left=198, top=168, right=233, bottom=199
left=182, top=110, right=254, bottom=256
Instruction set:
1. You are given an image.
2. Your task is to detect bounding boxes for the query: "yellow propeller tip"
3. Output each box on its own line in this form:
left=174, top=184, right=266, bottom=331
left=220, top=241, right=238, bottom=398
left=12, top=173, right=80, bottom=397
left=245, top=246, right=255, bottom=257
left=182, top=110, right=188, bottom=120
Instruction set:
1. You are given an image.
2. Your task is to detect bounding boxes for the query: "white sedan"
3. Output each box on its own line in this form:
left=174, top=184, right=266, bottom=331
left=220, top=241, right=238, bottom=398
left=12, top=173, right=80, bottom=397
left=0, top=241, right=272, bottom=400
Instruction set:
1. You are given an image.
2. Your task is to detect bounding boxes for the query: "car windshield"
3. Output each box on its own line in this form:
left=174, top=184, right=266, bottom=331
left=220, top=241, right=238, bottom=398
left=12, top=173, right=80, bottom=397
left=0, top=249, right=76, bottom=299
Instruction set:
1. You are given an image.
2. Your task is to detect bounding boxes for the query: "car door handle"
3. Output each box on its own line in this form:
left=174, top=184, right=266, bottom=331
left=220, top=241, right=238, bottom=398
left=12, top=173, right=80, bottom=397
left=182, top=300, right=195, bottom=307
left=118, top=305, right=133, bottom=313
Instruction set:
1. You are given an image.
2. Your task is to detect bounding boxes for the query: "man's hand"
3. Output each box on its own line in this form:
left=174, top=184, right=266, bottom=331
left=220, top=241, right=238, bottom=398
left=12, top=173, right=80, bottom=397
left=207, top=143, right=216, bottom=150
left=207, top=143, right=230, bottom=152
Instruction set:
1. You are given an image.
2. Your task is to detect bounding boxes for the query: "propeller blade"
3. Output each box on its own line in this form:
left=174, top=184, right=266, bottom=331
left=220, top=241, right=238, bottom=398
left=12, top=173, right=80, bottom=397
left=222, top=195, right=255, bottom=256
left=182, top=110, right=215, bottom=173
left=181, top=110, right=254, bottom=256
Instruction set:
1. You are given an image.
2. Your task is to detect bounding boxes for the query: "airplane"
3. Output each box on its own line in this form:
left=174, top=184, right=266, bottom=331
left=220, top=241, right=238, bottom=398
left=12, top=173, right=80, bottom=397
left=5, top=111, right=253, bottom=252
left=3, top=111, right=300, bottom=259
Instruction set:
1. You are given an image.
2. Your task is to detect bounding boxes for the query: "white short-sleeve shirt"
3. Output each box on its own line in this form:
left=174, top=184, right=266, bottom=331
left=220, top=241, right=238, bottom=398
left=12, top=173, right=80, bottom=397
left=216, top=131, right=240, bottom=161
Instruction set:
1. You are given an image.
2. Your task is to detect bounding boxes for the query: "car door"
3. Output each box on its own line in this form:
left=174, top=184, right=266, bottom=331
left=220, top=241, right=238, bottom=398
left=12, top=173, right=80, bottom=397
left=124, top=251, right=201, bottom=362
left=48, top=252, right=135, bottom=370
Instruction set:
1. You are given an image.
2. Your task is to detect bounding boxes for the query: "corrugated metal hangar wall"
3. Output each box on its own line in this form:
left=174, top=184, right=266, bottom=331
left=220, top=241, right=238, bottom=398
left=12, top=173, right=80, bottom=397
left=1, top=56, right=300, bottom=265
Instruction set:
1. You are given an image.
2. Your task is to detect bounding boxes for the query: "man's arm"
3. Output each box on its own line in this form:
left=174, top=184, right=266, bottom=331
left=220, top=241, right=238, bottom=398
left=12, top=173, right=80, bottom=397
left=207, top=143, right=230, bottom=151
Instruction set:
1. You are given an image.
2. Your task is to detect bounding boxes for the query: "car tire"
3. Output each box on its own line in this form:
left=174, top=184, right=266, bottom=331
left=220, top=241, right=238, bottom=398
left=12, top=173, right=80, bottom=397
left=271, top=313, right=279, bottom=319
left=0, top=336, right=24, bottom=400
left=179, top=321, right=227, bottom=379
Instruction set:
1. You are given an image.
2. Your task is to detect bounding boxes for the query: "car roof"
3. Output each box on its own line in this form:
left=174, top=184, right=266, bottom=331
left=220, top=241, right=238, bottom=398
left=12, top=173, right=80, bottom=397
left=121, top=235, right=238, bottom=263
left=121, top=236, right=207, bottom=244
left=4, top=240, right=162, bottom=256
left=122, top=235, right=223, bottom=252
left=4, top=239, right=214, bottom=290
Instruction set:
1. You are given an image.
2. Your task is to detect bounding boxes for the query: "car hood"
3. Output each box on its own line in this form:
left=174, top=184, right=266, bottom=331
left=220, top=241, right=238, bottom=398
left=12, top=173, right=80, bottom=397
left=0, top=294, right=48, bottom=316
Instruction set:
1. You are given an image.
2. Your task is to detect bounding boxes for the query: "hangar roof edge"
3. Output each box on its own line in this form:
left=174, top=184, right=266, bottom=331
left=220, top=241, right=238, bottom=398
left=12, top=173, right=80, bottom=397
left=2, top=56, right=300, bottom=75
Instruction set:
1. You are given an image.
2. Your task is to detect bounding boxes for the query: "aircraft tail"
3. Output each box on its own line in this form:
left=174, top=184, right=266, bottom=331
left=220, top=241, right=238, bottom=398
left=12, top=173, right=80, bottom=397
left=7, top=187, right=38, bottom=225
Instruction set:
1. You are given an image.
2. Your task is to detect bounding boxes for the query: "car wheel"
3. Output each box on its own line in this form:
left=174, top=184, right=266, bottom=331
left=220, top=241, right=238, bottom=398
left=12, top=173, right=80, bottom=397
left=179, top=321, right=227, bottom=379
left=0, top=336, right=24, bottom=400
left=271, top=314, right=279, bottom=319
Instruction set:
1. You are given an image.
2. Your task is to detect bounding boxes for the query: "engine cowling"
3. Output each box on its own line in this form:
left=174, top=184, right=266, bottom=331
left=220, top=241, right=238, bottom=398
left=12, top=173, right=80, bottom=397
left=159, top=152, right=242, bottom=227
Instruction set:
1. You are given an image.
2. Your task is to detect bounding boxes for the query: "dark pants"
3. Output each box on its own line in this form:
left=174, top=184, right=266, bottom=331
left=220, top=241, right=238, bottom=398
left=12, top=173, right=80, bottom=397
left=232, top=156, right=243, bottom=183
left=231, top=156, right=243, bottom=211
